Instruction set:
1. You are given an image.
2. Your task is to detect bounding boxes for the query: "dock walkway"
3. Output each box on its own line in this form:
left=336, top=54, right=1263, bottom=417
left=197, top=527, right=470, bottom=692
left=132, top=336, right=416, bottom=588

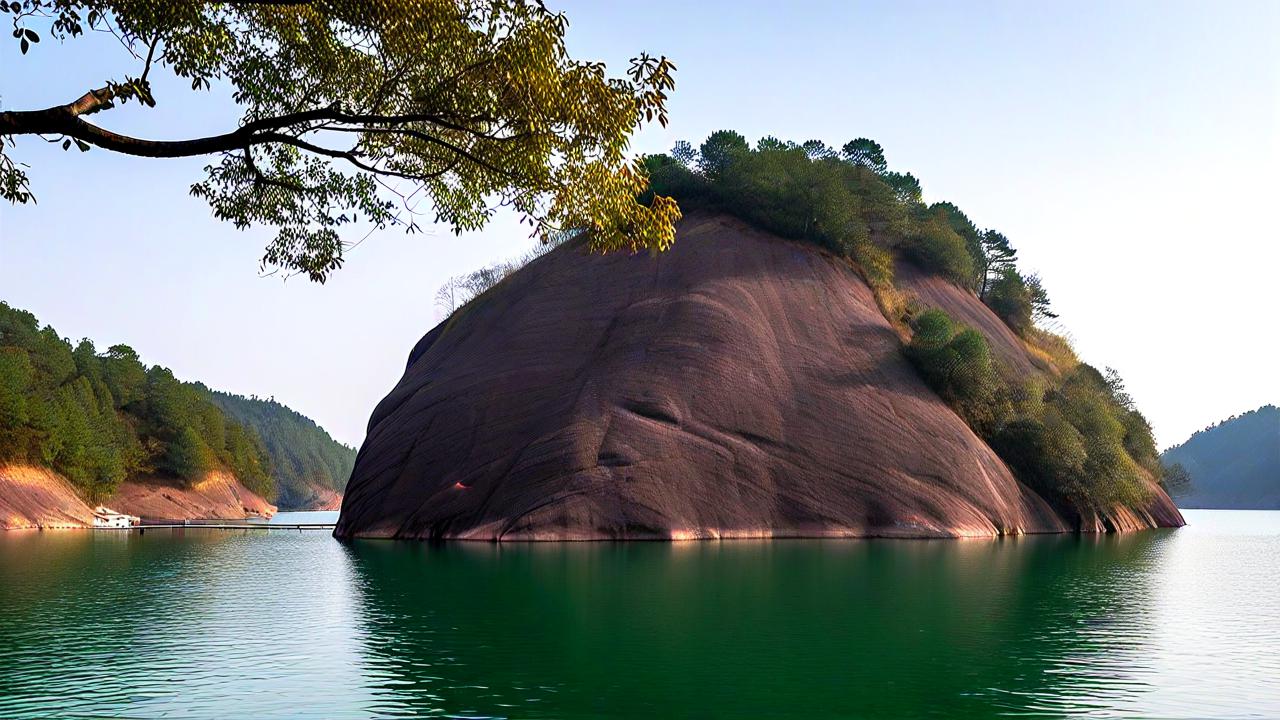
left=99, top=521, right=335, bottom=531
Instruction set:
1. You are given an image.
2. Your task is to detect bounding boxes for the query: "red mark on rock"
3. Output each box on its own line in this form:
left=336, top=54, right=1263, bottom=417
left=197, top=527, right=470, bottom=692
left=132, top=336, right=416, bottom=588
left=454, top=482, right=469, bottom=490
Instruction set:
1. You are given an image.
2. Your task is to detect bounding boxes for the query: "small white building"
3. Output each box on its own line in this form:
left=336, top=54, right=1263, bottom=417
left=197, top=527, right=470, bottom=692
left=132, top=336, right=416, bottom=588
left=92, top=506, right=139, bottom=529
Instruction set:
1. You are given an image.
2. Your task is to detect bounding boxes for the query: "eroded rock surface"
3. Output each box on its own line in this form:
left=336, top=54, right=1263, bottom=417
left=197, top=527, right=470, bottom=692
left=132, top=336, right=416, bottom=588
left=337, top=214, right=1181, bottom=540
left=0, top=465, right=94, bottom=529
left=111, top=471, right=276, bottom=521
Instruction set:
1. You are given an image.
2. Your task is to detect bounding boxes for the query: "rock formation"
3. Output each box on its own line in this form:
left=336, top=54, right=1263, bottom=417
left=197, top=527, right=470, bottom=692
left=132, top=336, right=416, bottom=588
left=109, top=471, right=276, bottom=521
left=335, top=213, right=1182, bottom=540
left=0, top=465, right=95, bottom=529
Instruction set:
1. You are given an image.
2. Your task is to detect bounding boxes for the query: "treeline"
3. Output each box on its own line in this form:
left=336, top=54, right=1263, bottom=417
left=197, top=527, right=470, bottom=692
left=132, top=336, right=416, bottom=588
left=644, top=131, right=1172, bottom=515
left=0, top=302, right=271, bottom=501
left=435, top=242, right=557, bottom=316
left=202, top=388, right=355, bottom=509
left=645, top=132, right=1053, bottom=331
left=1167, top=404, right=1279, bottom=449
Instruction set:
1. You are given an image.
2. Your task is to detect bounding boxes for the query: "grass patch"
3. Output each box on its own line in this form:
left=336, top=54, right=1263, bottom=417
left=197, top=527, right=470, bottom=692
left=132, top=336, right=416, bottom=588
left=1023, top=327, right=1079, bottom=375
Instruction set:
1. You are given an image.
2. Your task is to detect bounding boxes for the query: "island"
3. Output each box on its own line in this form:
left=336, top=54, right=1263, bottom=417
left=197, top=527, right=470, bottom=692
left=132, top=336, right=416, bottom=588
left=335, top=133, right=1184, bottom=540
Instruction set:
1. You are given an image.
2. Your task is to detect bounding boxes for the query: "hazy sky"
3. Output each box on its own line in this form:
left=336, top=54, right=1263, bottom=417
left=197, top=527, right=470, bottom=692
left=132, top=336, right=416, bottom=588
left=1, top=1, right=1276, bottom=449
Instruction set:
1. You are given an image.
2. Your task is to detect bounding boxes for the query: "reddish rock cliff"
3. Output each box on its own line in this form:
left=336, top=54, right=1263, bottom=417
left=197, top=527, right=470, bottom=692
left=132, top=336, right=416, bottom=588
left=335, top=214, right=1183, bottom=540
left=110, top=471, right=276, bottom=521
left=1, top=465, right=276, bottom=529
left=291, top=481, right=343, bottom=511
left=0, top=465, right=95, bottom=529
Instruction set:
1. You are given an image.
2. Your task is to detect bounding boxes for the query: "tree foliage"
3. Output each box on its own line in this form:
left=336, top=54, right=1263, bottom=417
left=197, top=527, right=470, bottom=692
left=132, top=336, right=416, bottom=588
left=0, top=0, right=680, bottom=280
left=905, top=309, right=1008, bottom=435
left=978, top=230, right=1017, bottom=299
left=1159, top=462, right=1193, bottom=499
left=697, top=130, right=749, bottom=180
left=903, top=208, right=974, bottom=286
left=841, top=138, right=886, bottom=173
left=986, top=267, right=1034, bottom=334
left=647, top=132, right=911, bottom=259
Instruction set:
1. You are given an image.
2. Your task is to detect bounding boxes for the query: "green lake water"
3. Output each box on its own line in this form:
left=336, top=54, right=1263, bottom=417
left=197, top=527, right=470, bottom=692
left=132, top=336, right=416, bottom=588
left=1, top=509, right=1276, bottom=719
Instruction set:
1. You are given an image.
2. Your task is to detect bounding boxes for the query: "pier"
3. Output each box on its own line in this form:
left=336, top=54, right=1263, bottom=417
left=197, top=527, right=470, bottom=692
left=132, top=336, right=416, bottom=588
left=98, top=520, right=336, bottom=532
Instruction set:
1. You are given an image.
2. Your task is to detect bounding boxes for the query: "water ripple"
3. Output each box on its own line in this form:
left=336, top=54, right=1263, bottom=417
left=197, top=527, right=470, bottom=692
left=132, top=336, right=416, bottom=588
left=0, top=510, right=1277, bottom=718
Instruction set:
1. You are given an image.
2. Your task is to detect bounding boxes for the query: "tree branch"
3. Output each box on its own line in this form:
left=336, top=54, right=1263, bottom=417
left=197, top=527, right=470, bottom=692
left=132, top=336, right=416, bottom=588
left=140, top=36, right=160, bottom=83
left=1, top=99, right=513, bottom=177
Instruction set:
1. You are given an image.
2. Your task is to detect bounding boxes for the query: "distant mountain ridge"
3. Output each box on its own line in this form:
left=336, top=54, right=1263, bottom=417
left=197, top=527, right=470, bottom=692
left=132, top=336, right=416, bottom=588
left=1162, top=405, right=1280, bottom=509
left=200, top=388, right=355, bottom=510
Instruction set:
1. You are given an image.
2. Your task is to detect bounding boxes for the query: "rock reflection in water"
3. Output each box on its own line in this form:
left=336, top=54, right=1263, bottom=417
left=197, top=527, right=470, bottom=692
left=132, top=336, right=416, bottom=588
left=342, top=532, right=1172, bottom=718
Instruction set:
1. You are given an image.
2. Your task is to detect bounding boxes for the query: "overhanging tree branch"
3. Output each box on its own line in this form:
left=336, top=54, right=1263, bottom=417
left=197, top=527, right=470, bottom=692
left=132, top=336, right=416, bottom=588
left=0, top=0, right=681, bottom=280
left=1, top=95, right=517, bottom=181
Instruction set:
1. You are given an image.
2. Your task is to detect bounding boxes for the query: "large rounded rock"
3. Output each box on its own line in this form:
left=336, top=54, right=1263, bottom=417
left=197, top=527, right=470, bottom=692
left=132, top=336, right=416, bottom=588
left=335, top=213, right=1180, bottom=540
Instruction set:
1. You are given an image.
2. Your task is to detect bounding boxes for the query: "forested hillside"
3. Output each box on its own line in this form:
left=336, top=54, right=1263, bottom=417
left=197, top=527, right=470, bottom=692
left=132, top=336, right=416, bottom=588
left=642, top=133, right=1176, bottom=519
left=202, top=389, right=355, bottom=509
left=1162, top=406, right=1280, bottom=509
left=0, top=302, right=354, bottom=507
left=0, top=302, right=271, bottom=501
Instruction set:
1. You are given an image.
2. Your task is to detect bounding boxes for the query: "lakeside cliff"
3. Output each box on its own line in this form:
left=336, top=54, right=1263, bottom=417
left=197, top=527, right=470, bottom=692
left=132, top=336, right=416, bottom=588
left=335, top=213, right=1182, bottom=540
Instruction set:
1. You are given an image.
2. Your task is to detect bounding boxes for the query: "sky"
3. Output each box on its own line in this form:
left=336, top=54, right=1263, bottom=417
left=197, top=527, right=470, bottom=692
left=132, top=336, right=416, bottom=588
left=1, top=0, right=1277, bottom=449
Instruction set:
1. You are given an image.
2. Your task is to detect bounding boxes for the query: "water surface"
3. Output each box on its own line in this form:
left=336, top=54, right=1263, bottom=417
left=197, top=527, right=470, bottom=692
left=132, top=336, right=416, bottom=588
left=1, top=510, right=1276, bottom=718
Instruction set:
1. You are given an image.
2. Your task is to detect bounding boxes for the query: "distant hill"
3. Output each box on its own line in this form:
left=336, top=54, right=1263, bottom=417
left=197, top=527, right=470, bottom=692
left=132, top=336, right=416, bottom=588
left=1162, top=405, right=1280, bottom=509
left=0, top=300, right=353, bottom=517
left=200, top=388, right=355, bottom=509
left=0, top=301, right=274, bottom=503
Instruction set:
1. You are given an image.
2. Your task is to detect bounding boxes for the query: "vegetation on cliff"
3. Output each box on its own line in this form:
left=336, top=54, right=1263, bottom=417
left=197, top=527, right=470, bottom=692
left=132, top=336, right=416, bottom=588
left=0, top=302, right=350, bottom=505
left=645, top=133, right=1052, bottom=324
left=644, top=132, right=1169, bottom=517
left=903, top=309, right=1160, bottom=510
left=202, top=389, right=355, bottom=509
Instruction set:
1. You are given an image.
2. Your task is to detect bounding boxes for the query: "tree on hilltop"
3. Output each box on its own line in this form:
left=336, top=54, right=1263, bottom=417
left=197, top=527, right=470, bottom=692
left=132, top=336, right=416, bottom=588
left=697, top=130, right=749, bottom=179
left=1026, top=273, right=1057, bottom=321
left=978, top=230, right=1018, bottom=300
left=841, top=138, right=886, bottom=174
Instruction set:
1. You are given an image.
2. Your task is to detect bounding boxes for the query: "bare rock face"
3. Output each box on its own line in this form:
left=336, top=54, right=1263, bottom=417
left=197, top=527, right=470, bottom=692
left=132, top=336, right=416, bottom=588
left=0, top=464, right=94, bottom=529
left=335, top=213, right=1182, bottom=540
left=110, top=471, right=277, bottom=520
